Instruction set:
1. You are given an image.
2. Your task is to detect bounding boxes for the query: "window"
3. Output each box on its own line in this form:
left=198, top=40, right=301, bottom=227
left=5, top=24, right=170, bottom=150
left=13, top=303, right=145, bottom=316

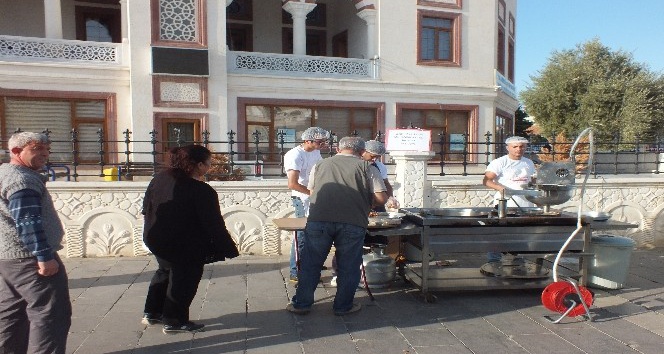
left=495, top=109, right=514, bottom=155
left=227, top=23, right=253, bottom=51
left=508, top=39, right=515, bottom=82
left=227, top=0, right=253, bottom=21
left=153, top=113, right=206, bottom=162
left=226, top=0, right=253, bottom=51
left=497, top=26, right=506, bottom=75
left=417, top=10, right=461, bottom=66
left=151, top=0, right=207, bottom=48
left=239, top=100, right=383, bottom=161
left=1, top=96, right=111, bottom=163
left=507, top=13, right=516, bottom=82
left=496, top=3, right=515, bottom=83
left=396, top=104, right=477, bottom=161
left=75, top=6, right=121, bottom=43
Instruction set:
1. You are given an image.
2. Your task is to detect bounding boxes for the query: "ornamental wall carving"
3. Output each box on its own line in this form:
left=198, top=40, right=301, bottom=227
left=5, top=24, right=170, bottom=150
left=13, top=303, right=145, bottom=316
left=48, top=162, right=664, bottom=258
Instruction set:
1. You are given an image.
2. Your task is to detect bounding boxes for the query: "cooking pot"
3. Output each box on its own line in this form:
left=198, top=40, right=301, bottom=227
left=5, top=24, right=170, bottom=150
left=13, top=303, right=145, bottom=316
left=524, top=184, right=575, bottom=206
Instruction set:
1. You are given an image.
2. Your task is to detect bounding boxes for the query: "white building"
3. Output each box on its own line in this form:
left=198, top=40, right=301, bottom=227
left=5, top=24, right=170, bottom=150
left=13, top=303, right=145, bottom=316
left=0, top=0, right=518, bottom=169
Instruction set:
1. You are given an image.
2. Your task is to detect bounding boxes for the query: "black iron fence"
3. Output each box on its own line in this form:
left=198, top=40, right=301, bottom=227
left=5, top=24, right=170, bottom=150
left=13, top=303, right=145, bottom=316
left=1, top=128, right=662, bottom=181
left=432, top=132, right=664, bottom=176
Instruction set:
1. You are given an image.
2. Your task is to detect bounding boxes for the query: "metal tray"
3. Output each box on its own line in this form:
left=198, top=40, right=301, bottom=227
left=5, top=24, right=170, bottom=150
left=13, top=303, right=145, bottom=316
left=582, top=211, right=612, bottom=221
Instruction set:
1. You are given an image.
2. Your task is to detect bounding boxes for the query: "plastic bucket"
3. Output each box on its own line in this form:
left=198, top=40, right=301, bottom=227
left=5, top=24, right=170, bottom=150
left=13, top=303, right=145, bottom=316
left=103, top=167, right=118, bottom=181
left=587, top=234, right=635, bottom=289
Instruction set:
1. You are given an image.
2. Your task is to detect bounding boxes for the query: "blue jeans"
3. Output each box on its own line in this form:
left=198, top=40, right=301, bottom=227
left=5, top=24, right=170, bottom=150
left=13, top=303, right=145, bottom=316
left=289, top=197, right=306, bottom=277
left=291, top=221, right=365, bottom=313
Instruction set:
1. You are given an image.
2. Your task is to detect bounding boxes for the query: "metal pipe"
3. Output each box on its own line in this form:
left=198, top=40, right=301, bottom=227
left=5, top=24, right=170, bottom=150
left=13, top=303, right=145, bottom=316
left=552, top=128, right=595, bottom=282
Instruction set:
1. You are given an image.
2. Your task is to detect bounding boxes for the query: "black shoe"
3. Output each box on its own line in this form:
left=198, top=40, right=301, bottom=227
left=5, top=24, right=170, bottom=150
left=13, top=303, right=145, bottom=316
left=141, top=313, right=162, bottom=325
left=162, top=321, right=205, bottom=334
left=289, top=275, right=298, bottom=283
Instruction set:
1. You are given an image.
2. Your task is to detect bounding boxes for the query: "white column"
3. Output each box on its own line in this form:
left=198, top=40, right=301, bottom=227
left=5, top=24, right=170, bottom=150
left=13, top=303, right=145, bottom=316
left=282, top=2, right=317, bottom=56
left=357, top=8, right=377, bottom=59
left=390, top=151, right=435, bottom=208
left=120, top=0, right=128, bottom=40
left=44, top=0, right=63, bottom=39
left=226, top=0, right=234, bottom=6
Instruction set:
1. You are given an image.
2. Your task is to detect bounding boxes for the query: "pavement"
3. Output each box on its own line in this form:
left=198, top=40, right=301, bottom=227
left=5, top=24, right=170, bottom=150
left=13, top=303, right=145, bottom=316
left=62, top=248, right=664, bottom=354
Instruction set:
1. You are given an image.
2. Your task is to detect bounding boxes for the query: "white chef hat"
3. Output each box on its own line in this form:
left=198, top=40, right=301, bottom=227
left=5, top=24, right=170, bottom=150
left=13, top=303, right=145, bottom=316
left=364, top=140, right=386, bottom=155
left=505, top=136, right=529, bottom=144
left=301, top=127, right=330, bottom=141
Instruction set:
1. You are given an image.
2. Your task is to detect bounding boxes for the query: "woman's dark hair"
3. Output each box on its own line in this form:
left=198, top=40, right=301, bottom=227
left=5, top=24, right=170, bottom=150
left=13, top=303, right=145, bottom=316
left=169, top=145, right=211, bottom=176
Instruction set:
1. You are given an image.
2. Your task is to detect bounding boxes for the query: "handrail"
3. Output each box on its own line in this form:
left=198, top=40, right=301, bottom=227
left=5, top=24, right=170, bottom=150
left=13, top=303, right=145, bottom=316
left=0, top=35, right=122, bottom=65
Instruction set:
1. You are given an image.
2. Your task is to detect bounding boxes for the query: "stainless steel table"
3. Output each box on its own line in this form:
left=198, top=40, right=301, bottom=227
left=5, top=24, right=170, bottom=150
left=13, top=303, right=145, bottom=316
left=389, top=209, right=639, bottom=301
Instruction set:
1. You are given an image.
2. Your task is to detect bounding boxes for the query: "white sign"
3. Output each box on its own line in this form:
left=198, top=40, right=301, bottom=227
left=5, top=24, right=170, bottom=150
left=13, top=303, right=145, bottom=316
left=495, top=71, right=517, bottom=99
left=385, top=129, right=432, bottom=152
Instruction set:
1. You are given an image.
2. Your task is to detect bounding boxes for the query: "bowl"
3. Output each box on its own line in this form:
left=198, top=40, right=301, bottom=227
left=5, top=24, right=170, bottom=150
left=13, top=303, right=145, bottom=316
left=524, top=184, right=575, bottom=206
left=582, top=211, right=612, bottom=221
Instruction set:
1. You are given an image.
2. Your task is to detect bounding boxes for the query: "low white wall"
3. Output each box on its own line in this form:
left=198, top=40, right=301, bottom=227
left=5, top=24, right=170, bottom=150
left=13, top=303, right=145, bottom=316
left=50, top=180, right=294, bottom=258
left=48, top=174, right=664, bottom=258
left=427, top=175, right=664, bottom=248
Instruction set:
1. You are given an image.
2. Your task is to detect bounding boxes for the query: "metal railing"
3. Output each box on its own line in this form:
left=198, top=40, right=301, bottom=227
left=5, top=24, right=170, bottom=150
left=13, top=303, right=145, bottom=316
left=429, top=132, right=664, bottom=176
left=2, top=128, right=662, bottom=181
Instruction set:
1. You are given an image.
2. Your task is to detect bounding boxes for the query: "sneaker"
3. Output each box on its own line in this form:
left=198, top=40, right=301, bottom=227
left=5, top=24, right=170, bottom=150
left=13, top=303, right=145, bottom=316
left=162, top=322, right=205, bottom=334
left=141, top=313, right=162, bottom=325
left=334, top=303, right=362, bottom=316
left=330, top=276, right=337, bottom=287
left=289, top=274, right=298, bottom=283
left=286, top=303, right=310, bottom=315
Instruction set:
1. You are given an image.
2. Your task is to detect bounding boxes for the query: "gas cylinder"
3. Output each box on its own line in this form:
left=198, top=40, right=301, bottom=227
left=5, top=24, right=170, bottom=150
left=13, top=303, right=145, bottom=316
left=361, top=244, right=396, bottom=288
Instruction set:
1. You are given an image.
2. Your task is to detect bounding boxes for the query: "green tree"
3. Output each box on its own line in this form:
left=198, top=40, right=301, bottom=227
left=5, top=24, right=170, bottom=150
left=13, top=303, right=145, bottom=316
left=514, top=105, right=532, bottom=138
left=520, top=39, right=664, bottom=142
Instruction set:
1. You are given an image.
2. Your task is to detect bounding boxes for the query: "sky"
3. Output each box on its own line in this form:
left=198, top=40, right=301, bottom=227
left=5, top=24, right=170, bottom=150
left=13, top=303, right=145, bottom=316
left=515, top=0, right=664, bottom=97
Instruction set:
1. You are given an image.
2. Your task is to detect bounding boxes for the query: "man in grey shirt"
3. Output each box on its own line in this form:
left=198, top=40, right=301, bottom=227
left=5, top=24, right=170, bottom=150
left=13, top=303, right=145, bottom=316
left=0, top=132, right=71, bottom=354
left=286, top=136, right=387, bottom=316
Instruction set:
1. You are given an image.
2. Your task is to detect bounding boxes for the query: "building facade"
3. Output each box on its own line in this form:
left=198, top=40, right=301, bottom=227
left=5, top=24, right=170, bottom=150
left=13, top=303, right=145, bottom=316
left=0, top=0, right=518, bottom=164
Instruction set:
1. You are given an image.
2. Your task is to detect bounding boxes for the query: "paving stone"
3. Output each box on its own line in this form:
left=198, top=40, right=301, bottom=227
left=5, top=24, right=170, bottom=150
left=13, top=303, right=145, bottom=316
left=58, top=250, right=664, bottom=354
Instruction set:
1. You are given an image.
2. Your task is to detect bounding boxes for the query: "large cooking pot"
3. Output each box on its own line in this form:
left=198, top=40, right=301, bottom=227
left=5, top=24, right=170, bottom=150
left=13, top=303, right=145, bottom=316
left=525, top=184, right=575, bottom=206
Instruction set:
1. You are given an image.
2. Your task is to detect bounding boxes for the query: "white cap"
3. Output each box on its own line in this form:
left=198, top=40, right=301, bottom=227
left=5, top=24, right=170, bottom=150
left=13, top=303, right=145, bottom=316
left=505, top=136, right=529, bottom=144
left=364, top=140, right=386, bottom=155
left=301, top=127, right=330, bottom=141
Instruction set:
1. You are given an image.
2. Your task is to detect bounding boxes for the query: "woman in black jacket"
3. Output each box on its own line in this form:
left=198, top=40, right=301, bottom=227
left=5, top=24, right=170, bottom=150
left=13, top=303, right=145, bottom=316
left=141, top=145, right=239, bottom=334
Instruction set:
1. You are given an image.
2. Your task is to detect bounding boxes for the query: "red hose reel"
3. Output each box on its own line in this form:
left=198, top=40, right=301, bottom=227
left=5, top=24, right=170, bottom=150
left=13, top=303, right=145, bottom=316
left=541, top=278, right=594, bottom=323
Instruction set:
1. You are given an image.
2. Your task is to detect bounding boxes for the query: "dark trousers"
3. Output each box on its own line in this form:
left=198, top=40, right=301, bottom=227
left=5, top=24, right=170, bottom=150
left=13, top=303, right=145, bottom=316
left=0, top=255, right=71, bottom=354
left=144, top=256, right=204, bottom=326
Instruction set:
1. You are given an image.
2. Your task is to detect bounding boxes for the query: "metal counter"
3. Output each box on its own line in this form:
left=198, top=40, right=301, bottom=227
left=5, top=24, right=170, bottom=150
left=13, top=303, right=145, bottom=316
left=369, top=209, right=638, bottom=301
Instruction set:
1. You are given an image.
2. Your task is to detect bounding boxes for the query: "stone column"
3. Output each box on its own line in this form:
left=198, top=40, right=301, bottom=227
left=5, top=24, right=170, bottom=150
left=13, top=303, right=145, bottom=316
left=120, top=0, right=128, bottom=40
left=226, top=0, right=234, bottom=6
left=282, top=1, right=317, bottom=56
left=356, top=8, right=378, bottom=59
left=390, top=151, right=435, bottom=208
left=44, top=0, right=63, bottom=39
